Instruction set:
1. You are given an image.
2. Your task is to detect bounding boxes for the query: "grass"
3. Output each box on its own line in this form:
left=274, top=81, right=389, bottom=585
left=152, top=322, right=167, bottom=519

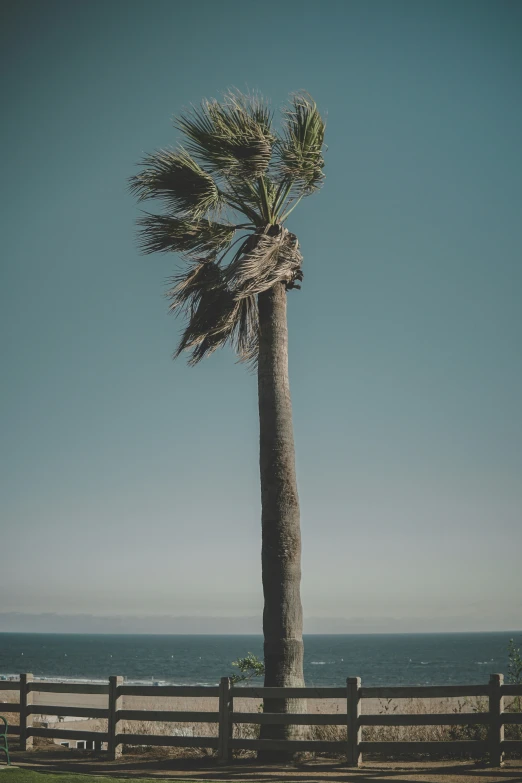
left=0, top=770, right=207, bottom=783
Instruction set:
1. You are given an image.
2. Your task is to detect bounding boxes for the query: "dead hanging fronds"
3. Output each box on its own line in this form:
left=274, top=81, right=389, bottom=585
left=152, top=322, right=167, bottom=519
left=166, top=259, right=258, bottom=366
left=226, top=225, right=303, bottom=299
left=166, top=259, right=226, bottom=316
left=231, top=294, right=259, bottom=366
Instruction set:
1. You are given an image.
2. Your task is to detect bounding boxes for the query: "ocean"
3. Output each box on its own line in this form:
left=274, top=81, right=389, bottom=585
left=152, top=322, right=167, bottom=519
left=0, top=632, right=519, bottom=687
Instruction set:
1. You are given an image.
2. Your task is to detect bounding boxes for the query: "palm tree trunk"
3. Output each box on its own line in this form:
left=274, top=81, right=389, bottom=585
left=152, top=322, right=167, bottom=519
left=257, top=281, right=306, bottom=759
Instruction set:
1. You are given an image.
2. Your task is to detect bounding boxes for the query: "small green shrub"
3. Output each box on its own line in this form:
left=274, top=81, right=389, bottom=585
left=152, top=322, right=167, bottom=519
left=230, top=652, right=265, bottom=685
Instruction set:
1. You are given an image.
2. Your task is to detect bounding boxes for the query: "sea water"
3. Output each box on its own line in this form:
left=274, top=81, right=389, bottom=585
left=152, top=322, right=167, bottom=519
left=0, top=632, right=519, bottom=687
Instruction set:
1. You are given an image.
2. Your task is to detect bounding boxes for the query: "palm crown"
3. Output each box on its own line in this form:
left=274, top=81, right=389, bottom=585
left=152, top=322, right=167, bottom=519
left=130, top=91, right=326, bottom=365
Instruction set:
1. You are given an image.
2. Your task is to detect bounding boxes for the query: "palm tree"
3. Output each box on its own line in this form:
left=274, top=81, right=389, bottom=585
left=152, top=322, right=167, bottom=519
left=130, top=91, right=326, bottom=750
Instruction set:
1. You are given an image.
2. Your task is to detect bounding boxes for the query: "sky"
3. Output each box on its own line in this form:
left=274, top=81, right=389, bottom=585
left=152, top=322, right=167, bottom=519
left=1, top=0, right=521, bottom=634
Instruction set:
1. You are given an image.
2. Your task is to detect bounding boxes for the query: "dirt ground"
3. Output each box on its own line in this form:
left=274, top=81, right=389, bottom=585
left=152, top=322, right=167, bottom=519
left=6, top=748, right=522, bottom=783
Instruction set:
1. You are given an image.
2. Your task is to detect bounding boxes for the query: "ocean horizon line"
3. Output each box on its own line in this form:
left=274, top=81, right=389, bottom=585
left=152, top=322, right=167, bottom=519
left=1, top=629, right=521, bottom=636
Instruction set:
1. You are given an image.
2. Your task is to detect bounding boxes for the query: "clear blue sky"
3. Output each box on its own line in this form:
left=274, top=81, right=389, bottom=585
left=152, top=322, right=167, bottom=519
left=2, top=0, right=521, bottom=633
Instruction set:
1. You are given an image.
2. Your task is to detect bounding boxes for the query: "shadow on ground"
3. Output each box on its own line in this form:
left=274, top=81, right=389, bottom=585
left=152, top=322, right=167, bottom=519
left=7, top=749, right=522, bottom=783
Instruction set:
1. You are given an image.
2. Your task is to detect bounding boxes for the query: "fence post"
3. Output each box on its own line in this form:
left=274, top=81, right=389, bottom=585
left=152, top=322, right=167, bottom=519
left=218, top=677, right=232, bottom=763
left=347, top=676, right=362, bottom=767
left=108, top=675, right=123, bottom=760
left=19, top=673, right=34, bottom=751
left=488, top=673, right=504, bottom=767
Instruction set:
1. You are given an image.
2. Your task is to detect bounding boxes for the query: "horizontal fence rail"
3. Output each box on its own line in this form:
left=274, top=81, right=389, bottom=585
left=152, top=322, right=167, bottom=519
left=118, top=685, right=219, bottom=697
left=28, top=706, right=109, bottom=719
left=0, top=673, right=520, bottom=764
left=27, top=682, right=110, bottom=695
left=232, top=712, right=346, bottom=725
left=0, top=703, right=21, bottom=713
left=29, top=728, right=109, bottom=743
left=503, top=685, right=522, bottom=696
left=230, top=686, right=345, bottom=698
left=118, top=709, right=218, bottom=723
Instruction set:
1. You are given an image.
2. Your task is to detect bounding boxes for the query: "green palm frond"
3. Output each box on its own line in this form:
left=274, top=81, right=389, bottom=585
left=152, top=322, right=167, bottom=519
left=176, top=91, right=275, bottom=180
left=236, top=89, right=273, bottom=134
left=129, top=149, right=222, bottom=219
left=275, top=93, right=325, bottom=196
left=137, top=215, right=235, bottom=255
left=224, top=178, right=267, bottom=225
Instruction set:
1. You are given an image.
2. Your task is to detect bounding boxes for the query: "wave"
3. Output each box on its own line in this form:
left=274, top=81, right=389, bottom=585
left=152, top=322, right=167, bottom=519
left=0, top=673, right=220, bottom=687
left=310, top=661, right=336, bottom=665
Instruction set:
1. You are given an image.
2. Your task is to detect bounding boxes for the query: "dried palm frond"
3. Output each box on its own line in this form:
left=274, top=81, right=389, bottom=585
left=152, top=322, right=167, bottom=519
left=166, top=259, right=225, bottom=315
left=137, top=215, right=235, bottom=255
left=169, top=261, right=234, bottom=357
left=167, top=260, right=258, bottom=365
left=226, top=225, right=303, bottom=298
left=129, top=149, right=223, bottom=219
left=184, top=293, right=259, bottom=366
left=275, top=93, right=325, bottom=196
left=176, top=91, right=275, bottom=180
left=232, top=294, right=259, bottom=365
left=177, top=293, right=238, bottom=364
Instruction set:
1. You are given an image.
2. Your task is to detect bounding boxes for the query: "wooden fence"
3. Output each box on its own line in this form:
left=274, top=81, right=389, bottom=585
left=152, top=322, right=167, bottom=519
left=1, top=673, right=521, bottom=766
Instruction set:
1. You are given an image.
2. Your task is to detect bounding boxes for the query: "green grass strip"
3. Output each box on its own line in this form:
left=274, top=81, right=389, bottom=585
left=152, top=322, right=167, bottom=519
left=0, top=769, right=214, bottom=783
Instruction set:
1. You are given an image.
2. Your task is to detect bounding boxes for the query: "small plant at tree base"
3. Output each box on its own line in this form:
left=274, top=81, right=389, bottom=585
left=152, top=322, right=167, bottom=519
left=229, top=653, right=265, bottom=752
left=230, top=653, right=265, bottom=685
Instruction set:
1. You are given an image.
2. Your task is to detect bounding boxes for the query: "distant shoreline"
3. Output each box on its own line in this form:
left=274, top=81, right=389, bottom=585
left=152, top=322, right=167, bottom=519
left=1, top=630, right=520, bottom=636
